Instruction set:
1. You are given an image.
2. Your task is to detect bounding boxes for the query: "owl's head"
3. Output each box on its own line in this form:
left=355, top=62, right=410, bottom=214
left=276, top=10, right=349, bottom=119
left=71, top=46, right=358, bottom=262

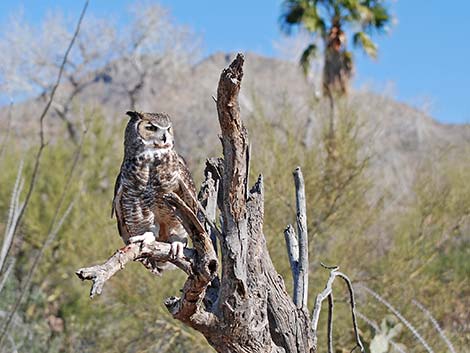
left=126, top=111, right=175, bottom=150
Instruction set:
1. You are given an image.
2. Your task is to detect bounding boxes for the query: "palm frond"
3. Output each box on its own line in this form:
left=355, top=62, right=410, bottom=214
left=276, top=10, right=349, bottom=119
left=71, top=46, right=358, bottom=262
left=299, top=43, right=318, bottom=76
left=280, top=0, right=306, bottom=34
left=353, top=31, right=377, bottom=58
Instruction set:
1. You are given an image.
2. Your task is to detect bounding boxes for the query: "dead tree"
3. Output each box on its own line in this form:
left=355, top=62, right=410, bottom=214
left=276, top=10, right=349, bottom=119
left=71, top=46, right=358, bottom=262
left=76, top=54, right=363, bottom=353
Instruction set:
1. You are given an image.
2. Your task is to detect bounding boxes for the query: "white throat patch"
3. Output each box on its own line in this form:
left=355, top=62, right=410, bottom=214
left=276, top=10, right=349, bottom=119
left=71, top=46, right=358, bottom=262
left=138, top=145, right=172, bottom=161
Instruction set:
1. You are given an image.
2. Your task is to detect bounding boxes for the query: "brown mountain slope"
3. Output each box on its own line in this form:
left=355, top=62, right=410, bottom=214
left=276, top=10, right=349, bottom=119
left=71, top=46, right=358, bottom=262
left=1, top=52, right=469, bottom=195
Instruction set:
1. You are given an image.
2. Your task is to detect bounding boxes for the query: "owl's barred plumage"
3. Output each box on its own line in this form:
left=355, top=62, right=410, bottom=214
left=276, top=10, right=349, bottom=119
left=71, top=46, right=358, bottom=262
left=112, top=111, right=197, bottom=272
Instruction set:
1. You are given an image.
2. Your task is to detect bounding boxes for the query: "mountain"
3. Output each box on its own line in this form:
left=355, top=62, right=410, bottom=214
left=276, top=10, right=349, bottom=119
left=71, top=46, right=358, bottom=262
left=1, top=52, right=469, bottom=195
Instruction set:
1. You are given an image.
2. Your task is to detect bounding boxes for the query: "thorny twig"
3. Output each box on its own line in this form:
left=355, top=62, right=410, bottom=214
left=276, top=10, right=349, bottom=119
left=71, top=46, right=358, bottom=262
left=412, top=299, right=456, bottom=353
left=358, top=285, right=434, bottom=353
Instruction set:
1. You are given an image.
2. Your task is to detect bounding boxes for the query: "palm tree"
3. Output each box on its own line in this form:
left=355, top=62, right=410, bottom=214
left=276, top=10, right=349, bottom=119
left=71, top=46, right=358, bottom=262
left=281, top=0, right=391, bottom=96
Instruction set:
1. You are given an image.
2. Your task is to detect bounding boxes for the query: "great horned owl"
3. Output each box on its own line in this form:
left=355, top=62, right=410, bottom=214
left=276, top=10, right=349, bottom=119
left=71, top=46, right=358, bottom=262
left=112, top=111, right=197, bottom=273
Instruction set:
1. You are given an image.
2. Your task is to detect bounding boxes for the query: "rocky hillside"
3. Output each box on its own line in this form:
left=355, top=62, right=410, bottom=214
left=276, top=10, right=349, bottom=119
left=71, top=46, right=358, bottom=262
left=2, top=52, right=469, bottom=195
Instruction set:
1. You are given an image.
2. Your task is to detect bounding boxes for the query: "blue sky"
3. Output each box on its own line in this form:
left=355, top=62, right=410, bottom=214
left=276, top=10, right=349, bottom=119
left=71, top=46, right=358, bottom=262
left=0, top=0, right=469, bottom=124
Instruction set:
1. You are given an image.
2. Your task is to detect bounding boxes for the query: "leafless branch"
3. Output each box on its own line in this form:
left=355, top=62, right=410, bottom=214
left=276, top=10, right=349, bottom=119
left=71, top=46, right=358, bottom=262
left=0, top=0, right=89, bottom=279
left=198, top=171, right=219, bottom=254
left=76, top=241, right=193, bottom=298
left=327, top=292, right=334, bottom=353
left=284, top=224, right=299, bottom=287
left=77, top=190, right=218, bottom=331
left=293, top=166, right=309, bottom=308
left=336, top=272, right=363, bottom=353
left=312, top=266, right=364, bottom=353
left=162, top=192, right=218, bottom=326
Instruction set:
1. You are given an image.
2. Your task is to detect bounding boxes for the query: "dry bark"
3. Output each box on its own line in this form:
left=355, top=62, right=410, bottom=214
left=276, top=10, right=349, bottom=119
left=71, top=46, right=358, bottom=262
left=76, top=54, right=364, bottom=353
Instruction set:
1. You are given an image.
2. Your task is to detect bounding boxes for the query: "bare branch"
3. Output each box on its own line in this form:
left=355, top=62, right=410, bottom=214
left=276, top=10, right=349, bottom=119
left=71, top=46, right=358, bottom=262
left=217, top=53, right=247, bottom=221
left=293, top=166, right=309, bottom=308
left=76, top=241, right=193, bottom=298
left=162, top=192, right=218, bottom=327
left=198, top=171, right=219, bottom=254
left=312, top=267, right=364, bottom=353
left=284, top=224, right=299, bottom=289
left=0, top=0, right=89, bottom=279
left=327, top=293, right=334, bottom=353
left=76, top=191, right=218, bottom=331
left=336, top=272, right=363, bottom=353
left=216, top=53, right=250, bottom=298
left=312, top=267, right=336, bottom=336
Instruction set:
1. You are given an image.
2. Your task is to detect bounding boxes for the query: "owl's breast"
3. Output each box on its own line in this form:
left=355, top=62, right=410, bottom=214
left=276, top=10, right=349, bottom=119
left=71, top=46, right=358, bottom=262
left=148, top=158, right=180, bottom=213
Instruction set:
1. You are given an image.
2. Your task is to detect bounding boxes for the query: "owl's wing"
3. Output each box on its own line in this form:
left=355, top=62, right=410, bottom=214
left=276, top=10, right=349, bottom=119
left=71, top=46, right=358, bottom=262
left=176, top=155, right=198, bottom=213
left=111, top=171, right=130, bottom=242
left=111, top=171, right=122, bottom=219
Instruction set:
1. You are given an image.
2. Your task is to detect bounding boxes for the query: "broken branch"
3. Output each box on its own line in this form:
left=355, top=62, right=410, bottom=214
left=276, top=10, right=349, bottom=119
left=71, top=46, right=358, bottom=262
left=76, top=241, right=193, bottom=298
left=294, top=166, right=309, bottom=309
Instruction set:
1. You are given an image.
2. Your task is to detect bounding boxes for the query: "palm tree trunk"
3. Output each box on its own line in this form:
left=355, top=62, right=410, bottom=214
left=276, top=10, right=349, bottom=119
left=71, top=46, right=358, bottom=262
left=322, top=23, right=353, bottom=97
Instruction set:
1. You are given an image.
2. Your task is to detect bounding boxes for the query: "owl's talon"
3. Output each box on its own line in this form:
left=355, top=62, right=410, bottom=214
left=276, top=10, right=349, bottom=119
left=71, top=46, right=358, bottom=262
left=169, top=241, right=185, bottom=260
left=129, top=232, right=156, bottom=245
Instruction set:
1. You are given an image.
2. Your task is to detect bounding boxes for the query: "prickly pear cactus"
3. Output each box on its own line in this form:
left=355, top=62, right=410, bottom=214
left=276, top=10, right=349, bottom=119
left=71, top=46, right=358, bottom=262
left=369, top=316, right=403, bottom=353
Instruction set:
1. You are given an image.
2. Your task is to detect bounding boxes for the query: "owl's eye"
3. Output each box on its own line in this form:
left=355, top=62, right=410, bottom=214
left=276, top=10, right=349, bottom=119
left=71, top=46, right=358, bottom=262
left=167, top=127, right=172, bottom=134
left=145, top=125, right=158, bottom=131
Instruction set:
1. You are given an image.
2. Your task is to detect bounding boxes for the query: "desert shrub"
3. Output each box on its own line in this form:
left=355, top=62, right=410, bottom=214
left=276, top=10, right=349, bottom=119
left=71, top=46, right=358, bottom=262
left=0, top=97, right=468, bottom=352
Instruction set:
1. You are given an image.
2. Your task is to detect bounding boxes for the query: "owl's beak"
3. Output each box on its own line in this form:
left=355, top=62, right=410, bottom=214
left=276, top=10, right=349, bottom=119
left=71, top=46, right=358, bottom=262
left=153, top=131, right=172, bottom=149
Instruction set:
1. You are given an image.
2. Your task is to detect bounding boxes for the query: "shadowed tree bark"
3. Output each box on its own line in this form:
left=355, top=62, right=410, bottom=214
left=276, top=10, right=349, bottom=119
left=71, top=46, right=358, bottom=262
left=76, top=54, right=363, bottom=353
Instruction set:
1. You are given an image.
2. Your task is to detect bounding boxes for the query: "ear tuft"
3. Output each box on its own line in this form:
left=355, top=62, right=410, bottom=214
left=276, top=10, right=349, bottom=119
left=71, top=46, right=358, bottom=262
left=126, top=111, right=140, bottom=119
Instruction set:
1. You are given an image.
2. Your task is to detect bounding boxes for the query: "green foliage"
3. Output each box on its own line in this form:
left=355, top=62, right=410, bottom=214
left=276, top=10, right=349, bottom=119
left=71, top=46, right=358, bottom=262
left=280, top=0, right=391, bottom=80
left=300, top=43, right=319, bottom=75
left=353, top=31, right=378, bottom=58
left=281, top=0, right=391, bottom=35
left=0, top=98, right=468, bottom=352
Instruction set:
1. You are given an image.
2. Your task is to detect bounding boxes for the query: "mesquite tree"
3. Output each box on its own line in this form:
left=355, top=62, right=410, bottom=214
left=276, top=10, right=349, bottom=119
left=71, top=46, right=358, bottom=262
left=76, top=54, right=363, bottom=353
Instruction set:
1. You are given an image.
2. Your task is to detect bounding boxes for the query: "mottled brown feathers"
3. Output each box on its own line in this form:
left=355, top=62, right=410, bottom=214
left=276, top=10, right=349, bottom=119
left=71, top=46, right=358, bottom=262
left=112, top=111, right=197, bottom=251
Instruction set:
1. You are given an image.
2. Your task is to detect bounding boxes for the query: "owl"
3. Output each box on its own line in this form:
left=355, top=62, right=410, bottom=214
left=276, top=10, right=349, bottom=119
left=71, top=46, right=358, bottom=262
left=111, top=111, right=197, bottom=273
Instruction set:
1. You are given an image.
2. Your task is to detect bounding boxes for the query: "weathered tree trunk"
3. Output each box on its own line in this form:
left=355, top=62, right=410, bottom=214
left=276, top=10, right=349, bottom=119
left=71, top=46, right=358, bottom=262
left=76, top=54, right=363, bottom=353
